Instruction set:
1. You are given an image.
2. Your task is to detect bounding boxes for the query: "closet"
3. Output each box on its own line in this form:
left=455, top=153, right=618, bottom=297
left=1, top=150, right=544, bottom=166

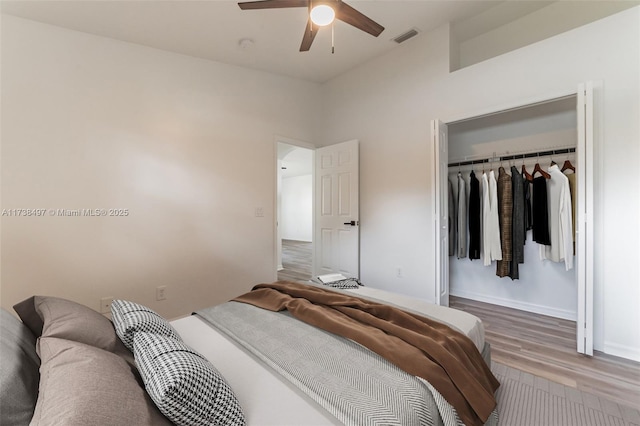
left=431, top=83, right=595, bottom=355
left=448, top=97, right=577, bottom=318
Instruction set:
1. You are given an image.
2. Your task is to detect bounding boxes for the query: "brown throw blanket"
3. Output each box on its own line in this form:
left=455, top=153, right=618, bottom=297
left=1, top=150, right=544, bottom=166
left=234, top=281, right=499, bottom=426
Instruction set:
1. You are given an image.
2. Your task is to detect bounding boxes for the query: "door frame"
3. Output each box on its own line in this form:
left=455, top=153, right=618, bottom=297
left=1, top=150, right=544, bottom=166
left=432, top=120, right=449, bottom=307
left=273, top=135, right=316, bottom=281
left=432, top=84, right=596, bottom=355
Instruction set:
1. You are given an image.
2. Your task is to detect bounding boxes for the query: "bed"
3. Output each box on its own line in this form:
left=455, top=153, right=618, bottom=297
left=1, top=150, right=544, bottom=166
left=1, top=281, right=499, bottom=426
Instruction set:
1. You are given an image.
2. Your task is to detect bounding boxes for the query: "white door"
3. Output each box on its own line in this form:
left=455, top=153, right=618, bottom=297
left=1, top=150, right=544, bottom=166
left=432, top=120, right=449, bottom=306
left=314, top=140, right=359, bottom=278
left=576, top=82, right=595, bottom=355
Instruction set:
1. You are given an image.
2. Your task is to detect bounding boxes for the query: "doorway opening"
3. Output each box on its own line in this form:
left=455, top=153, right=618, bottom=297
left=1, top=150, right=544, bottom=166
left=276, top=142, right=314, bottom=282
left=432, top=83, right=596, bottom=355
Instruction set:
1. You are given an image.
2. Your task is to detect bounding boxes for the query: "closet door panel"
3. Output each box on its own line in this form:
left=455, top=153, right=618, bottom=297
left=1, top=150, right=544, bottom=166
left=432, top=120, right=449, bottom=306
left=576, top=82, right=595, bottom=356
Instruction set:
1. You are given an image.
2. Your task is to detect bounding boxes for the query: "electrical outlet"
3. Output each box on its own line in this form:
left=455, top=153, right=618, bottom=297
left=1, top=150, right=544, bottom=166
left=100, top=297, right=114, bottom=313
left=156, top=286, right=167, bottom=301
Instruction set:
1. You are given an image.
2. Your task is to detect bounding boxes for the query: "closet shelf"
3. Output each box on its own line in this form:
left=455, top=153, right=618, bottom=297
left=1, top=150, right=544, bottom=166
left=448, top=147, right=576, bottom=168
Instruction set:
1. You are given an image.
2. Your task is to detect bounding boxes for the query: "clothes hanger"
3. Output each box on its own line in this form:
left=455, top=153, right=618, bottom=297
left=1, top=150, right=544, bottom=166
left=533, top=153, right=551, bottom=179
left=533, top=163, right=551, bottom=179
left=561, top=154, right=576, bottom=173
left=521, top=155, right=533, bottom=182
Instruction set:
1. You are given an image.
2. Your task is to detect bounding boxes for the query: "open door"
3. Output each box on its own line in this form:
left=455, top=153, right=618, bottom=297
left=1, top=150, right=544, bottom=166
left=576, top=82, right=595, bottom=355
left=313, top=140, right=359, bottom=278
left=432, top=120, right=449, bottom=306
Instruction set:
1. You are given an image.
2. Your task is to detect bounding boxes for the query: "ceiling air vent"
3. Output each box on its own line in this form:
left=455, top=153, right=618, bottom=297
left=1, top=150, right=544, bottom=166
left=392, top=28, right=419, bottom=44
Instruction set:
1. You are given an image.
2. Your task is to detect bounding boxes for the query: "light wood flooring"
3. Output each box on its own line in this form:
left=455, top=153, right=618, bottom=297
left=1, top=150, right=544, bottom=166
left=451, top=296, right=640, bottom=410
left=278, top=239, right=312, bottom=282
left=278, top=240, right=640, bottom=410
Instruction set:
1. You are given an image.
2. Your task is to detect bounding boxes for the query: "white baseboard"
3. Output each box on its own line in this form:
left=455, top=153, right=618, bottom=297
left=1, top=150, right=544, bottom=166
left=277, top=264, right=284, bottom=271
left=450, top=289, right=577, bottom=321
left=603, top=341, right=640, bottom=362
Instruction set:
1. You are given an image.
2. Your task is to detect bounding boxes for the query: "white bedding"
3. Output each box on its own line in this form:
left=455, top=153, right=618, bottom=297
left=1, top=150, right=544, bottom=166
left=171, top=285, right=486, bottom=425
left=171, top=315, right=340, bottom=425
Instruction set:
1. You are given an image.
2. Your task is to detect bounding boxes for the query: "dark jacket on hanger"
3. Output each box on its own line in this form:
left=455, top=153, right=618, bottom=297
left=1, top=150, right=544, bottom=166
left=496, top=167, right=513, bottom=278
left=510, top=166, right=525, bottom=280
left=523, top=177, right=533, bottom=235
left=448, top=179, right=455, bottom=256
left=532, top=176, right=551, bottom=245
left=468, top=171, right=481, bottom=260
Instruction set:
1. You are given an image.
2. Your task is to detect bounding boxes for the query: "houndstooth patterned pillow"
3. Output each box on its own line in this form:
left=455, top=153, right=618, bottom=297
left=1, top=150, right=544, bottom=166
left=323, top=278, right=363, bottom=289
left=111, top=300, right=182, bottom=351
left=133, top=332, right=245, bottom=426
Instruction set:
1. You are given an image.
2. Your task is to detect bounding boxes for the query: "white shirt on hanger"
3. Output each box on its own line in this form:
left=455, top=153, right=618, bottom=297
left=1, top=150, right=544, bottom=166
left=457, top=173, right=467, bottom=259
left=540, top=164, right=573, bottom=270
left=482, top=171, right=502, bottom=266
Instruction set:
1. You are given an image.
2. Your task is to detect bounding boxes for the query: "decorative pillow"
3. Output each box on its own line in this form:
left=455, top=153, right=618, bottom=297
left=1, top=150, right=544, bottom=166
left=13, top=296, right=122, bottom=353
left=111, top=299, right=181, bottom=351
left=134, top=332, right=245, bottom=426
left=31, top=337, right=172, bottom=426
left=0, top=308, right=40, bottom=426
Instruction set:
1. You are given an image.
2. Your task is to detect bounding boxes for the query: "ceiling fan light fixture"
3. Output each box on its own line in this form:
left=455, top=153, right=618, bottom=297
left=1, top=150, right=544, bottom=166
left=310, top=4, right=335, bottom=26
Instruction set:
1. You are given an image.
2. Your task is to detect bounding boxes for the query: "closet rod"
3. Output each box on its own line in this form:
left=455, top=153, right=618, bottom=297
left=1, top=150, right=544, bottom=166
left=448, top=147, right=575, bottom=168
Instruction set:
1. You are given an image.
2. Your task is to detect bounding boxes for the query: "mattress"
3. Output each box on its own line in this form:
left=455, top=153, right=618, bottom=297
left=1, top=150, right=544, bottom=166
left=344, top=286, right=485, bottom=352
left=171, top=314, right=340, bottom=425
left=171, top=284, right=487, bottom=425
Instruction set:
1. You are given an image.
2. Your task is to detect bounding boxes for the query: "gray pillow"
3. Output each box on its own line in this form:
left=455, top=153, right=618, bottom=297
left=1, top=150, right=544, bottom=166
left=13, top=296, right=122, bottom=352
left=134, top=332, right=245, bottom=426
left=0, top=308, right=40, bottom=426
left=30, top=337, right=173, bottom=426
left=111, top=299, right=181, bottom=351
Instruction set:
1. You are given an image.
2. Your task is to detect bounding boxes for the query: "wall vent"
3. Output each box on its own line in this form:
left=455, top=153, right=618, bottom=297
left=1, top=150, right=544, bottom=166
left=392, top=28, right=419, bottom=44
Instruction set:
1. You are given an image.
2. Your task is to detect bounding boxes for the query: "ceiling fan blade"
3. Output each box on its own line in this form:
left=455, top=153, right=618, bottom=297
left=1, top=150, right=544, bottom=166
left=335, top=1, right=384, bottom=37
left=300, top=19, right=320, bottom=52
left=238, top=0, right=308, bottom=10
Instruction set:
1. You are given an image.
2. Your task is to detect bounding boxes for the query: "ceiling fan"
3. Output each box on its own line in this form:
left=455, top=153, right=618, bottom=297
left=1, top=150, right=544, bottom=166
left=237, top=0, right=385, bottom=52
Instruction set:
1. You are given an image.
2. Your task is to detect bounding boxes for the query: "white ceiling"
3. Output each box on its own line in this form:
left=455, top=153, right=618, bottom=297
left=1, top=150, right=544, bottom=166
left=0, top=0, right=549, bottom=83
left=281, top=147, right=314, bottom=178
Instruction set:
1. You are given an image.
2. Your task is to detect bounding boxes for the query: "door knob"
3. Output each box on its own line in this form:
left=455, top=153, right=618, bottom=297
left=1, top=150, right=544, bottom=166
left=344, top=220, right=357, bottom=226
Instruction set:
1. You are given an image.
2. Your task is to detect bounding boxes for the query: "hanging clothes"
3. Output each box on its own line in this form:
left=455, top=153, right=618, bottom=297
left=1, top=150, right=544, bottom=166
left=523, top=176, right=532, bottom=235
left=566, top=172, right=577, bottom=255
left=457, top=173, right=467, bottom=259
left=509, top=166, right=525, bottom=280
left=479, top=172, right=484, bottom=261
left=468, top=171, right=481, bottom=260
left=540, top=165, right=573, bottom=271
left=482, top=171, right=502, bottom=266
left=532, top=176, right=551, bottom=245
left=496, top=167, right=513, bottom=277
left=448, top=179, right=456, bottom=256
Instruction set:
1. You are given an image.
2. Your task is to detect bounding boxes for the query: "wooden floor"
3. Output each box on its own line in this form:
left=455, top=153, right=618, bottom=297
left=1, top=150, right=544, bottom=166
left=278, top=240, right=640, bottom=410
left=278, top=239, right=312, bottom=282
left=451, top=296, right=640, bottom=410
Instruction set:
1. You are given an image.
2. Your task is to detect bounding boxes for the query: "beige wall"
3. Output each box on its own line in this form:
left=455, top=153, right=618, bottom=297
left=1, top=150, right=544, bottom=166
left=454, top=1, right=637, bottom=69
left=2, top=7, right=639, bottom=362
left=0, top=16, right=320, bottom=319
left=319, top=8, right=640, bottom=361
